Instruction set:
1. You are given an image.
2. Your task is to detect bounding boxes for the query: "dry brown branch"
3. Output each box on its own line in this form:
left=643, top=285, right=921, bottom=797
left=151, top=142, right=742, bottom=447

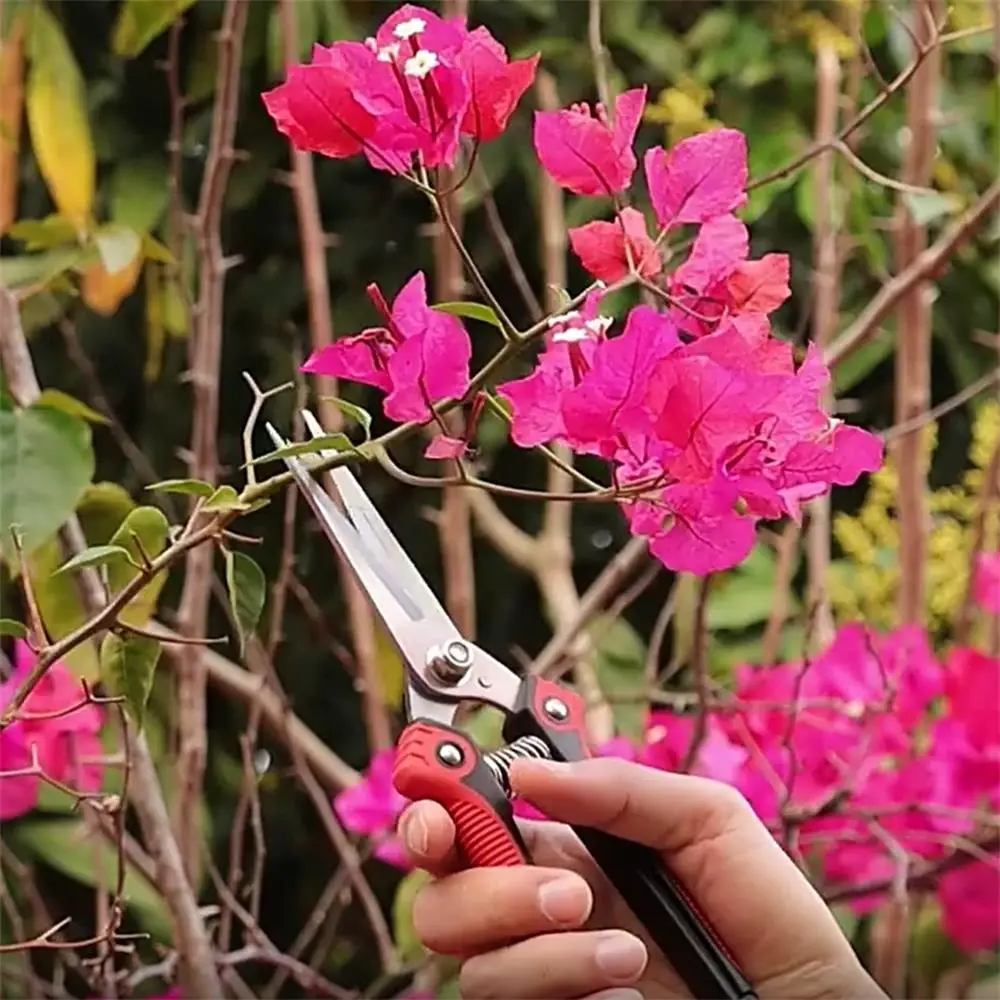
left=825, top=177, right=1000, bottom=367
left=0, top=292, right=223, bottom=998
left=173, top=0, right=249, bottom=885
left=806, top=42, right=842, bottom=652
left=146, top=619, right=360, bottom=788
left=465, top=68, right=617, bottom=741
left=761, top=522, right=803, bottom=666
left=276, top=0, right=390, bottom=753
left=892, top=0, right=942, bottom=628
left=431, top=0, right=476, bottom=640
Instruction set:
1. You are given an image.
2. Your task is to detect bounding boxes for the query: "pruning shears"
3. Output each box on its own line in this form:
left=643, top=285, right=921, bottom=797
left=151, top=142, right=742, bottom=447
left=267, top=410, right=757, bottom=1000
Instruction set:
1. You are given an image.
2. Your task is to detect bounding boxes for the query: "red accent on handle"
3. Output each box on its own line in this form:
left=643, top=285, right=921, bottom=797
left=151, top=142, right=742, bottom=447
left=393, top=722, right=527, bottom=868
left=530, top=677, right=591, bottom=750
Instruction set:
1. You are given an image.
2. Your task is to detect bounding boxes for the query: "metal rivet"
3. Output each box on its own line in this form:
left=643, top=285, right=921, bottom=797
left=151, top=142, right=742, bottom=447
left=437, top=742, right=464, bottom=767
left=427, top=639, right=475, bottom=684
left=543, top=697, right=569, bottom=722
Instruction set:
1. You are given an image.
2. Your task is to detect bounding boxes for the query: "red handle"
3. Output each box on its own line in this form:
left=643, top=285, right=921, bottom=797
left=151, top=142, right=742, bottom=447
left=393, top=721, right=528, bottom=868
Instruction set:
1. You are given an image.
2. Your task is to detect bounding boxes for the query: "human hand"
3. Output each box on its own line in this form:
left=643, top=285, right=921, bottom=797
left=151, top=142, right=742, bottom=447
left=398, top=757, right=887, bottom=1000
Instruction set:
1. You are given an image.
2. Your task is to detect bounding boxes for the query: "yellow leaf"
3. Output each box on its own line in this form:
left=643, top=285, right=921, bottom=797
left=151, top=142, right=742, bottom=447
left=793, top=12, right=857, bottom=59
left=25, top=6, right=95, bottom=229
left=374, top=621, right=405, bottom=709
left=81, top=253, right=143, bottom=317
left=0, top=19, right=25, bottom=235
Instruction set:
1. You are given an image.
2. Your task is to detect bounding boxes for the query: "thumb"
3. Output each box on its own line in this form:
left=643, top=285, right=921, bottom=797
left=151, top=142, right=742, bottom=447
left=509, top=758, right=874, bottom=995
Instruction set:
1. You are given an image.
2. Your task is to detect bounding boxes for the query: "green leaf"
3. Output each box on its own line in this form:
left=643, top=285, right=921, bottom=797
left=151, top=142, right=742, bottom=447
left=459, top=705, right=505, bottom=751
left=0, top=247, right=88, bottom=291
left=106, top=506, right=171, bottom=627
left=6, top=818, right=171, bottom=940
left=320, top=397, right=373, bottom=440
left=247, top=434, right=355, bottom=467
left=0, top=404, right=94, bottom=566
left=146, top=477, right=215, bottom=497
left=0, top=619, right=28, bottom=638
left=111, top=0, right=198, bottom=59
left=392, top=869, right=432, bottom=963
left=99, top=631, right=161, bottom=729
left=28, top=484, right=135, bottom=682
left=54, top=544, right=137, bottom=576
left=203, top=484, right=250, bottom=512
left=902, top=190, right=963, bottom=227
left=93, top=224, right=142, bottom=276
left=109, top=158, right=170, bottom=234
left=7, top=214, right=79, bottom=250
left=35, top=388, right=109, bottom=425
left=588, top=615, right=647, bottom=740
left=374, top=621, right=405, bottom=708
left=433, top=301, right=503, bottom=330
left=224, top=550, right=266, bottom=655
left=707, top=544, right=800, bottom=632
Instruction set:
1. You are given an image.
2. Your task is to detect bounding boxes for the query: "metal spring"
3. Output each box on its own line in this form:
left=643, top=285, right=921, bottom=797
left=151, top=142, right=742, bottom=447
left=483, top=735, right=552, bottom=797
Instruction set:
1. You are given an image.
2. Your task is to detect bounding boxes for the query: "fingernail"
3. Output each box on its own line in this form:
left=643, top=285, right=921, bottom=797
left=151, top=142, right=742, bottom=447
left=537, top=875, right=590, bottom=926
left=401, top=812, right=428, bottom=855
left=595, top=933, right=647, bottom=982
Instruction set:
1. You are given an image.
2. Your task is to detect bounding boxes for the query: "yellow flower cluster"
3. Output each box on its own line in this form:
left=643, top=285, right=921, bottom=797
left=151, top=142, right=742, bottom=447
left=829, top=402, right=1000, bottom=634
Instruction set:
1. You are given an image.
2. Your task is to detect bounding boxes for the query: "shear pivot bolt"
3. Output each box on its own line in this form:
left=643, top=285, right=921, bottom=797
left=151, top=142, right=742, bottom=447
left=543, top=697, right=569, bottom=722
left=427, top=639, right=474, bottom=684
left=437, top=742, right=464, bottom=767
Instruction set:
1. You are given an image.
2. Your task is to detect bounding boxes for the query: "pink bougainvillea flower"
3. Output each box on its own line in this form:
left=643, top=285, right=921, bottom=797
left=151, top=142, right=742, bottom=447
left=264, top=6, right=536, bottom=172
left=457, top=27, right=539, bottom=143
left=568, top=207, right=661, bottom=284
left=334, top=748, right=410, bottom=870
left=302, top=272, right=471, bottom=423
left=262, top=61, right=383, bottom=163
left=424, top=433, right=467, bottom=459
left=641, top=711, right=747, bottom=783
left=726, top=254, right=792, bottom=316
left=561, top=305, right=681, bottom=453
left=0, top=641, right=105, bottom=810
left=973, top=551, right=1000, bottom=615
left=497, top=289, right=612, bottom=448
left=647, top=478, right=758, bottom=575
left=939, top=857, right=1000, bottom=953
left=645, top=128, right=748, bottom=232
left=945, top=646, right=1000, bottom=757
left=671, top=214, right=749, bottom=297
left=0, top=723, right=39, bottom=821
left=533, top=87, right=647, bottom=196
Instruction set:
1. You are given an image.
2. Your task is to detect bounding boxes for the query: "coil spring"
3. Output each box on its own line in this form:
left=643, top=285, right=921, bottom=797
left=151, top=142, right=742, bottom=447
left=483, top=735, right=552, bottom=797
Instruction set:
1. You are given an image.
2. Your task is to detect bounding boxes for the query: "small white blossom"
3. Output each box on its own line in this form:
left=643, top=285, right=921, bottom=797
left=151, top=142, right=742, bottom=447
left=552, top=326, right=591, bottom=344
left=364, top=36, right=378, bottom=52
left=394, top=17, right=427, bottom=39
left=547, top=309, right=580, bottom=329
left=585, top=315, right=613, bottom=336
left=404, top=49, right=439, bottom=78
left=377, top=42, right=401, bottom=62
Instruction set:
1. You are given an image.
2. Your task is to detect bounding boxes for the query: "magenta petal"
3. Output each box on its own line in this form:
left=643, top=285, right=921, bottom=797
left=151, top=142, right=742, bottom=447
left=645, top=128, right=749, bottom=231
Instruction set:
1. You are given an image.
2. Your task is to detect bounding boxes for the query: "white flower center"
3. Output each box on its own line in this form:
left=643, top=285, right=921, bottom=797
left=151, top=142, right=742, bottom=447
left=585, top=315, right=613, bottom=336
left=404, top=49, right=439, bottom=78
left=552, top=326, right=591, bottom=343
left=547, top=309, right=580, bottom=329
left=377, top=42, right=401, bottom=63
left=394, top=17, right=427, bottom=39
